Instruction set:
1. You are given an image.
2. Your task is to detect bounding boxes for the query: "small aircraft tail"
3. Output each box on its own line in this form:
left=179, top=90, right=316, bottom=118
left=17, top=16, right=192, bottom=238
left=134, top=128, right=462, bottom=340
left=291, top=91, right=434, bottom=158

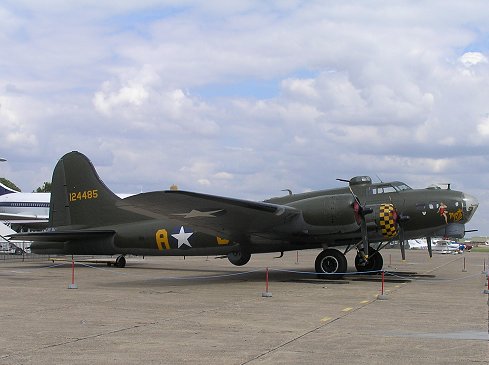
left=0, top=182, right=19, bottom=196
left=49, top=151, right=145, bottom=228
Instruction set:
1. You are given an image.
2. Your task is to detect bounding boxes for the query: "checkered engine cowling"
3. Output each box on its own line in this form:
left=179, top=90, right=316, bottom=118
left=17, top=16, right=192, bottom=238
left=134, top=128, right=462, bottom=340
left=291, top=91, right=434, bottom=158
left=378, top=203, right=398, bottom=238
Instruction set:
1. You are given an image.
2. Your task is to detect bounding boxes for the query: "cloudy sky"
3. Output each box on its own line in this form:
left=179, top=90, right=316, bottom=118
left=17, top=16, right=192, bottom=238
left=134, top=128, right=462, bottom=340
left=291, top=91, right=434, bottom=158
left=1, top=1, right=489, bottom=235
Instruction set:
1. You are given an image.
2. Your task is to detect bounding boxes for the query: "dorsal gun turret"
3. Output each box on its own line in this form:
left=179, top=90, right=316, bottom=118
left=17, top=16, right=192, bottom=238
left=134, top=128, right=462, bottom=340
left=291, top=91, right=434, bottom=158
left=349, top=176, right=372, bottom=187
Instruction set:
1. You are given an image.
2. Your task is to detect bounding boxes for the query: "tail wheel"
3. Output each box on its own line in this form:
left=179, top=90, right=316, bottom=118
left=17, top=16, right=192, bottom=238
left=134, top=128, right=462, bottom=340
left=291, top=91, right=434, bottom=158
left=227, top=250, right=251, bottom=266
left=315, top=249, right=347, bottom=279
left=355, top=247, right=383, bottom=272
left=115, top=255, right=126, bottom=268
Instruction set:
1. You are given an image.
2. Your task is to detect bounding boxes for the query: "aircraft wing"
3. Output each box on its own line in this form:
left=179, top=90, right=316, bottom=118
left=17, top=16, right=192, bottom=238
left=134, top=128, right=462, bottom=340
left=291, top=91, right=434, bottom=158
left=117, top=191, right=305, bottom=241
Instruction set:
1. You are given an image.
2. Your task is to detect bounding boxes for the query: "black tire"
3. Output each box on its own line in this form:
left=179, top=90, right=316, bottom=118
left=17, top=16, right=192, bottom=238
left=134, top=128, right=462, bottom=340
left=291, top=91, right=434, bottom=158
left=15, top=248, right=23, bottom=255
left=315, top=249, right=347, bottom=279
left=355, top=247, right=383, bottom=273
left=115, top=255, right=126, bottom=268
left=227, top=250, right=251, bottom=266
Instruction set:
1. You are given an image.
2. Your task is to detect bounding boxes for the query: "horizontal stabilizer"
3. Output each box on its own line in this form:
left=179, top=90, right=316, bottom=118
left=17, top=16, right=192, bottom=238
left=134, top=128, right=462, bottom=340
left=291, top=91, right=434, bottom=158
left=9, top=230, right=115, bottom=242
left=0, top=212, right=49, bottom=222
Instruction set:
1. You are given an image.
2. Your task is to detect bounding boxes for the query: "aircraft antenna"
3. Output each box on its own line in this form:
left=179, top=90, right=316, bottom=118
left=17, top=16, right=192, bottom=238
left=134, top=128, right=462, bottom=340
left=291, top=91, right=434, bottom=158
left=281, top=189, right=292, bottom=196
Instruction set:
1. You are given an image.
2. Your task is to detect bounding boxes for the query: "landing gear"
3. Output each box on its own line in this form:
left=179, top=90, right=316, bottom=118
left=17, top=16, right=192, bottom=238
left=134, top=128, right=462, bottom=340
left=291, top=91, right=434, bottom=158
left=227, top=249, right=251, bottom=266
left=115, top=255, right=126, bottom=268
left=315, top=249, right=347, bottom=279
left=355, top=247, right=383, bottom=272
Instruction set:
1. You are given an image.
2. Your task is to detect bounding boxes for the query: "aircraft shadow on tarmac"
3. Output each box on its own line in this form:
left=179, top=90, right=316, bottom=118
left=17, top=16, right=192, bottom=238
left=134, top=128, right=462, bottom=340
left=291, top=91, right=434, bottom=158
left=85, top=266, right=437, bottom=287
left=1, top=261, right=437, bottom=287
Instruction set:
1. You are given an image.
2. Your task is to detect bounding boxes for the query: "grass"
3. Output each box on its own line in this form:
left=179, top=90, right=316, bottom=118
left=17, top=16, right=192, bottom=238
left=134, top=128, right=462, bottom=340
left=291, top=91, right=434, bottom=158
left=471, top=246, right=489, bottom=253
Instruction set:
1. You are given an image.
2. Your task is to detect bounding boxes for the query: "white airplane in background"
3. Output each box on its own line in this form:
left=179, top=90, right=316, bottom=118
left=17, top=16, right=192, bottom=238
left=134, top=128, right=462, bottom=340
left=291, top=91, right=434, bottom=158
left=407, top=238, right=428, bottom=250
left=431, top=239, right=461, bottom=254
left=0, top=183, right=49, bottom=228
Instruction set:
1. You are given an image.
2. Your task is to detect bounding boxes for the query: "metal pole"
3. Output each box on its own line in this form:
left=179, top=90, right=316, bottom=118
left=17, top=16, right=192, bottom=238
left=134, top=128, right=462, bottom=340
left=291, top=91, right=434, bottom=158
left=381, top=271, right=385, bottom=295
left=265, top=267, right=269, bottom=293
left=262, top=267, right=272, bottom=297
left=377, top=270, right=388, bottom=300
left=68, top=255, right=78, bottom=289
left=71, top=255, right=75, bottom=284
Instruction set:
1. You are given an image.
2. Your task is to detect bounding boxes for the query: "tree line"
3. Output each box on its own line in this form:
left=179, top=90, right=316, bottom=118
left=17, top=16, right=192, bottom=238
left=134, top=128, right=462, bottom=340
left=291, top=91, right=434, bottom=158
left=0, top=178, right=51, bottom=192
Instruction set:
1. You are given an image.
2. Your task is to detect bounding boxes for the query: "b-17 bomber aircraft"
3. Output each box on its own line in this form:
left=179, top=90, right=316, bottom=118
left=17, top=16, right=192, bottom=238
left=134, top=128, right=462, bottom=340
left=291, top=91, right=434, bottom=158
left=11, top=152, right=479, bottom=278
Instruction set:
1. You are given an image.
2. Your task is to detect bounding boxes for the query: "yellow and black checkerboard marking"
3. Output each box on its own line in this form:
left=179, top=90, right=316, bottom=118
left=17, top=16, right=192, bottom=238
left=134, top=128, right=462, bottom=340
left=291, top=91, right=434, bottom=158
left=379, top=203, right=398, bottom=238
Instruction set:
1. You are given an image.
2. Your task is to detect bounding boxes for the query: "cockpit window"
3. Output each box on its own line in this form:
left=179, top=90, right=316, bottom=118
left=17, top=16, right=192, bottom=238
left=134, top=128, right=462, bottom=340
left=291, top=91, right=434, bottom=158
left=394, top=183, right=412, bottom=191
left=369, top=182, right=412, bottom=195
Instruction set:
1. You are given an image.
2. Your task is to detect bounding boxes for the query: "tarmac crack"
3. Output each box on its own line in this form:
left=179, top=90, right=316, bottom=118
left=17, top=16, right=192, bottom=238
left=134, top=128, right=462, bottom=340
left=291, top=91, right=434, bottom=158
left=239, top=298, right=378, bottom=365
left=0, top=322, right=156, bottom=361
left=240, top=261, right=469, bottom=365
left=0, top=297, right=259, bottom=361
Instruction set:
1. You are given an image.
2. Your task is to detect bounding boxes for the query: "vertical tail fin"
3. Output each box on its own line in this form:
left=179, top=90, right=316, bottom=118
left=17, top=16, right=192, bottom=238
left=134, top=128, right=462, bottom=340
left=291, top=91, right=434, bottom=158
left=0, top=183, right=19, bottom=196
left=49, top=151, right=143, bottom=228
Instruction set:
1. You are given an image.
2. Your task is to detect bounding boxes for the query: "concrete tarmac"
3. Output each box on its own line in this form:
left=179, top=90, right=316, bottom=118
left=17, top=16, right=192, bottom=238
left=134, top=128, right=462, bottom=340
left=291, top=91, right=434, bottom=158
left=0, top=249, right=488, bottom=364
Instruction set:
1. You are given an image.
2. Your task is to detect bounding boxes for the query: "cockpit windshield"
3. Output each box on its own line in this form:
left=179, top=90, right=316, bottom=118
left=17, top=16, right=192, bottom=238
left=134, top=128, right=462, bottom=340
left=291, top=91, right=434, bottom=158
left=394, top=183, right=412, bottom=191
left=369, top=182, right=412, bottom=195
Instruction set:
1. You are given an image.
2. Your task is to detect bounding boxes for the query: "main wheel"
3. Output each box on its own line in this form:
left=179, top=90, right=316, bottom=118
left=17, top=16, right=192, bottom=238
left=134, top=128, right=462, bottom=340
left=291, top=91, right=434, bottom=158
left=315, top=249, right=347, bottom=279
left=227, top=250, right=251, bottom=266
left=115, top=255, right=126, bottom=268
left=355, top=247, right=383, bottom=273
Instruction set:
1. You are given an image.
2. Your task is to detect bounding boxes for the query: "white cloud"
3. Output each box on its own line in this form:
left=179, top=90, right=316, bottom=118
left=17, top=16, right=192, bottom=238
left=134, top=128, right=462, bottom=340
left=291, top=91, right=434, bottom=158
left=214, top=172, right=234, bottom=180
left=281, top=78, right=319, bottom=100
left=93, top=65, right=159, bottom=115
left=0, top=95, right=38, bottom=152
left=459, top=52, right=488, bottom=67
left=476, top=115, right=489, bottom=137
left=93, top=82, right=149, bottom=115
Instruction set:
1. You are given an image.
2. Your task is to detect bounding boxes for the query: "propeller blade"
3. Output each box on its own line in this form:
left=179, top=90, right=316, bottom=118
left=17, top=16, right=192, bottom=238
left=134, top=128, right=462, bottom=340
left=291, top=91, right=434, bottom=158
left=427, top=236, right=433, bottom=258
left=362, top=220, right=369, bottom=259
left=399, top=227, right=406, bottom=261
left=348, top=185, right=373, bottom=259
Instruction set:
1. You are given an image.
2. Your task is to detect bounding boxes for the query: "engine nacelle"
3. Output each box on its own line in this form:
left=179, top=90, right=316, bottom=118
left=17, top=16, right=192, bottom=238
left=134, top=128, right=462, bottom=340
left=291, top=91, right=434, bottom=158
left=287, top=194, right=357, bottom=227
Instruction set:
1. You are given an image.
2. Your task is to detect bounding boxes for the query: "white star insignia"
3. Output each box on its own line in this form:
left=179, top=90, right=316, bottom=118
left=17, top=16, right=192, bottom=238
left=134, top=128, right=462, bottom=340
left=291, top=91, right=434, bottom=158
left=172, top=226, right=193, bottom=248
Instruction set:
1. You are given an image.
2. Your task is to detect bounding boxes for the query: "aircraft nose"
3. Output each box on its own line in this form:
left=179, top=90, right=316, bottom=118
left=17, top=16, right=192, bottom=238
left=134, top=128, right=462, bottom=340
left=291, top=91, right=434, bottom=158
left=462, top=193, right=479, bottom=222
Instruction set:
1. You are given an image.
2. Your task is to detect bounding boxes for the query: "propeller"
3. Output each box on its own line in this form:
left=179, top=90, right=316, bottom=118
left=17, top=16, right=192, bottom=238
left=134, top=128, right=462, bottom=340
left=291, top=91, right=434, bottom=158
left=350, top=187, right=373, bottom=259
left=397, top=213, right=410, bottom=260
left=399, top=224, right=406, bottom=261
left=427, top=236, right=433, bottom=258
left=390, top=200, right=410, bottom=261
